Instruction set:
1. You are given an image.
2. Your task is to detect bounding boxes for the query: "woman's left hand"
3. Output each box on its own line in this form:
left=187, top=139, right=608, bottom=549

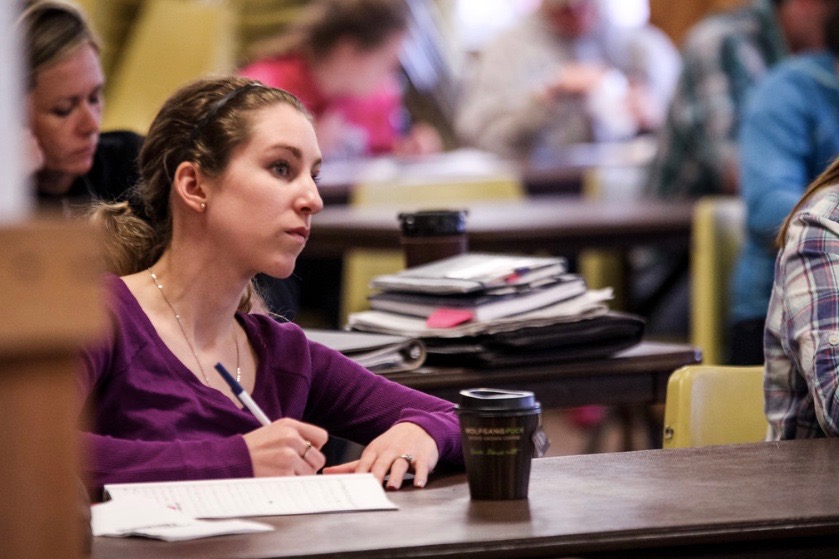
left=321, top=422, right=439, bottom=489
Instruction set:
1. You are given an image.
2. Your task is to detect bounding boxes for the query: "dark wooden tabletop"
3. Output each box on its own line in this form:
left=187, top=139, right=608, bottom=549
left=306, top=196, right=694, bottom=258
left=92, top=438, right=839, bottom=559
left=386, top=341, right=701, bottom=409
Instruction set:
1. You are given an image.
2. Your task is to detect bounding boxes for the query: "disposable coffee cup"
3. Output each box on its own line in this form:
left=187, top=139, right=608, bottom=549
left=455, top=388, right=542, bottom=500
left=398, top=209, right=468, bottom=268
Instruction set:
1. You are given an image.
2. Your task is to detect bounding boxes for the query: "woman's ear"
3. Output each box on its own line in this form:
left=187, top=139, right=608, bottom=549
left=172, top=160, right=208, bottom=213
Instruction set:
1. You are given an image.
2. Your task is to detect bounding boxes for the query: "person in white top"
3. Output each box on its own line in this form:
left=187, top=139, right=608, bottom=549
left=455, top=0, right=680, bottom=160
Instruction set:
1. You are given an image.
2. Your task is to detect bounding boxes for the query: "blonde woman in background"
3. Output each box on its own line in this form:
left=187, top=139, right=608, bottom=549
left=20, top=0, right=141, bottom=212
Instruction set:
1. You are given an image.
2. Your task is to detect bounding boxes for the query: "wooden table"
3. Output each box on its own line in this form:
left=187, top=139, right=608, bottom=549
left=388, top=341, right=701, bottom=409
left=306, top=196, right=694, bottom=258
left=92, top=438, right=839, bottom=559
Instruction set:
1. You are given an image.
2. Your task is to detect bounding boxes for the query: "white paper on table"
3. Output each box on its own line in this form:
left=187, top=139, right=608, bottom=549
left=91, top=496, right=274, bottom=541
left=103, top=473, right=398, bottom=519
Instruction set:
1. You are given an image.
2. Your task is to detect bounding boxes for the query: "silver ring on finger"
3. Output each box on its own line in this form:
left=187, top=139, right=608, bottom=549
left=301, top=440, right=313, bottom=459
left=397, top=454, right=414, bottom=468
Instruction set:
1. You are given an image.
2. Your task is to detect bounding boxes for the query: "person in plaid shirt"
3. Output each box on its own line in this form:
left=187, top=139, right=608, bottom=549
left=765, top=153, right=839, bottom=438
left=646, top=0, right=837, bottom=200
left=645, top=0, right=792, bottom=200
left=766, top=11, right=839, bottom=435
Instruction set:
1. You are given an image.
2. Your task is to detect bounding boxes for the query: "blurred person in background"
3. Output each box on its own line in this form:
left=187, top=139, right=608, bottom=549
left=729, top=1, right=839, bottom=365
left=638, top=0, right=836, bottom=346
left=455, top=0, right=680, bottom=161
left=238, top=0, right=441, bottom=161
left=646, top=0, right=836, bottom=200
left=21, top=0, right=141, bottom=213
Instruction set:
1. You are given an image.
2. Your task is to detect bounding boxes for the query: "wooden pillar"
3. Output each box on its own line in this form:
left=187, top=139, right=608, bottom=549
left=0, top=220, right=104, bottom=559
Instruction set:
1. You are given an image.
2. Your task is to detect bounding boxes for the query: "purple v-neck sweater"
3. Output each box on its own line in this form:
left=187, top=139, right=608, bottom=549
left=78, top=274, right=462, bottom=491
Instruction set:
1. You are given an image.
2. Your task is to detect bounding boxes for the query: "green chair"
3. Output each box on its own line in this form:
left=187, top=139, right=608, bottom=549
left=578, top=162, right=650, bottom=309
left=83, top=0, right=144, bottom=78
left=102, top=0, right=236, bottom=134
left=690, top=196, right=745, bottom=364
left=662, top=364, right=768, bottom=448
left=232, top=0, right=309, bottom=64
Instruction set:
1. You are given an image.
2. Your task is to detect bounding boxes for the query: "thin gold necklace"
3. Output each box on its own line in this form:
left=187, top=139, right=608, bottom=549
left=148, top=269, right=241, bottom=386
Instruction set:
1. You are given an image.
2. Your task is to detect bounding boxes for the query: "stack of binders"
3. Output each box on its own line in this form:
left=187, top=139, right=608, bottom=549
left=347, top=253, right=645, bottom=367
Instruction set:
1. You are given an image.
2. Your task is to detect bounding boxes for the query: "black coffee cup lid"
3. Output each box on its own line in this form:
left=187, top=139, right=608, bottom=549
left=398, top=209, right=468, bottom=237
left=456, top=388, right=540, bottom=413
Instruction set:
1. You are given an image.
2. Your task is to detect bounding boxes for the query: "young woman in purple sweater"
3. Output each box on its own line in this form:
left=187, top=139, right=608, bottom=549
left=81, top=76, right=462, bottom=496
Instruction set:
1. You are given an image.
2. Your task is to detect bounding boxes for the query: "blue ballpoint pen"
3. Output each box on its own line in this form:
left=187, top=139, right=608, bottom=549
left=214, top=362, right=272, bottom=426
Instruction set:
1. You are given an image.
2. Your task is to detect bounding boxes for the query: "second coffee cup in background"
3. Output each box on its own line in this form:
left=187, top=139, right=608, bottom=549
left=398, top=209, right=468, bottom=269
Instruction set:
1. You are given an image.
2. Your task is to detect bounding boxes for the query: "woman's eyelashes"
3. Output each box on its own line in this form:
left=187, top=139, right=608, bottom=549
left=51, top=102, right=74, bottom=118
left=50, top=96, right=101, bottom=119
left=268, top=160, right=320, bottom=185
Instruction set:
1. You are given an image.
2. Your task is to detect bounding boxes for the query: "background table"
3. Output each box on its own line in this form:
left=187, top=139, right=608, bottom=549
left=307, top=196, right=694, bottom=258
left=93, top=438, right=839, bottom=559
left=388, top=341, right=700, bottom=409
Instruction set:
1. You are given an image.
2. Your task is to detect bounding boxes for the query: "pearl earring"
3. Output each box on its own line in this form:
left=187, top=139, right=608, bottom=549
left=200, top=202, right=206, bottom=210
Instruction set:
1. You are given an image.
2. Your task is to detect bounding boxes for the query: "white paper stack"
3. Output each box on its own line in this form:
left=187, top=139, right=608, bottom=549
left=348, top=252, right=612, bottom=338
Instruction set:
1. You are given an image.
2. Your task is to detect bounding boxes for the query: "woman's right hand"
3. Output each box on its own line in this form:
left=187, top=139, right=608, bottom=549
left=242, top=418, right=328, bottom=477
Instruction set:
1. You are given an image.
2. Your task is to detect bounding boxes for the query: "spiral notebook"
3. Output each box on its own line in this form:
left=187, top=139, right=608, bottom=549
left=304, top=329, right=426, bottom=373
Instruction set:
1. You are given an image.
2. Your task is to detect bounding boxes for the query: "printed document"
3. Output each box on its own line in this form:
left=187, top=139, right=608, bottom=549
left=103, top=473, right=398, bottom=519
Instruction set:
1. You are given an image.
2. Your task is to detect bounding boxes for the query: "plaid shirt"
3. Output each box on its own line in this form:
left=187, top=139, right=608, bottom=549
left=646, top=1, right=786, bottom=199
left=765, top=189, right=839, bottom=439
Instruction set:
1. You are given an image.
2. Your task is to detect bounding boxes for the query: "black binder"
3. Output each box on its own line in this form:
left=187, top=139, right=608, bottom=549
left=423, top=312, right=645, bottom=368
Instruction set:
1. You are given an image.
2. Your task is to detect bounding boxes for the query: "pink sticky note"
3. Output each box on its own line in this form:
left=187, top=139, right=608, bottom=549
left=426, top=308, right=475, bottom=328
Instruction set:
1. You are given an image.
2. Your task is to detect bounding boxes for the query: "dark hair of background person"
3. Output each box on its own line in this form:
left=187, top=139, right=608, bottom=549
left=245, top=0, right=409, bottom=64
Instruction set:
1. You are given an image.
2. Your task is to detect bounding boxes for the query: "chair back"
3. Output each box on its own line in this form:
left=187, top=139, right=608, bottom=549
left=102, top=0, right=236, bottom=134
left=234, top=0, right=308, bottom=64
left=578, top=165, right=648, bottom=307
left=690, top=196, right=745, bottom=364
left=83, top=0, right=143, bottom=78
left=663, top=364, right=768, bottom=448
